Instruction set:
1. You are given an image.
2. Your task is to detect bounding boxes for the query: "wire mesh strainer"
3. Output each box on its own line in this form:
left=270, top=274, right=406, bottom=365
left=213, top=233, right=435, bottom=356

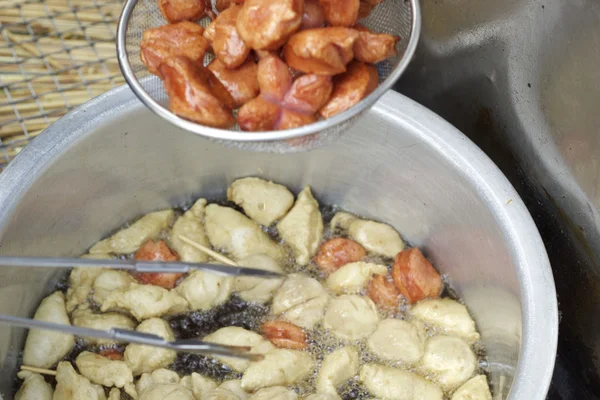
left=116, top=0, right=421, bottom=152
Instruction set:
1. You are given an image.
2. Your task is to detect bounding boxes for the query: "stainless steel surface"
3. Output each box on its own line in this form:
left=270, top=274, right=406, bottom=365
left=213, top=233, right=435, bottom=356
left=0, top=256, right=284, bottom=277
left=0, top=85, right=557, bottom=399
left=0, top=315, right=259, bottom=359
left=393, top=0, right=600, bottom=396
left=116, top=0, right=421, bottom=152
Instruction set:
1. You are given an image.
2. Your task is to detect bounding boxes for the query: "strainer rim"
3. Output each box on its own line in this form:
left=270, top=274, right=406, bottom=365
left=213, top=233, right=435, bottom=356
left=116, top=0, right=421, bottom=142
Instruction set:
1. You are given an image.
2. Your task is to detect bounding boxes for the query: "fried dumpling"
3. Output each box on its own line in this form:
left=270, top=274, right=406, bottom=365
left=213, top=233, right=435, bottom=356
left=75, top=351, right=134, bottom=388
left=451, top=375, right=492, bottom=400
left=124, top=318, right=177, bottom=376
left=325, top=261, right=387, bottom=294
left=277, top=186, right=323, bottom=266
left=90, top=209, right=175, bottom=254
left=15, top=371, right=53, bottom=400
left=203, top=327, right=275, bottom=372
left=366, top=319, right=425, bottom=364
left=23, top=291, right=75, bottom=368
left=176, top=270, right=233, bottom=310
left=359, top=363, right=443, bottom=400
left=137, top=369, right=182, bottom=395
left=101, top=283, right=188, bottom=320
left=272, top=273, right=329, bottom=329
left=421, top=335, right=476, bottom=391
left=248, top=386, right=298, bottom=400
left=241, top=349, right=314, bottom=392
left=180, top=373, right=218, bottom=399
left=228, top=178, right=295, bottom=226
left=323, top=295, right=379, bottom=341
left=316, top=346, right=359, bottom=395
left=65, top=253, right=111, bottom=312
left=330, top=212, right=404, bottom=258
left=92, top=270, right=136, bottom=306
left=234, top=254, right=284, bottom=303
left=71, top=306, right=137, bottom=345
left=205, top=204, right=283, bottom=261
left=170, top=199, right=210, bottom=262
left=53, top=362, right=107, bottom=400
left=410, top=298, right=480, bottom=343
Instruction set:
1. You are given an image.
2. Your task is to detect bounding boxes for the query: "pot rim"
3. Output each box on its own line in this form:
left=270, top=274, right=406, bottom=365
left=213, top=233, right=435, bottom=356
left=0, top=85, right=558, bottom=400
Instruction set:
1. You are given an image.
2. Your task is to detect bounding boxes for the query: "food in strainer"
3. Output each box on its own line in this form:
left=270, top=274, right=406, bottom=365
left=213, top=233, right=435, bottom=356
left=139, top=0, right=399, bottom=131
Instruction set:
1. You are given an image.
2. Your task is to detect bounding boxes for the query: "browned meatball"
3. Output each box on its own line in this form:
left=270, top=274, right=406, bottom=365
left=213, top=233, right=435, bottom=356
left=159, top=57, right=236, bottom=128
left=215, top=0, right=244, bottom=12
left=239, top=54, right=332, bottom=131
left=302, top=0, right=326, bottom=29
left=208, top=58, right=260, bottom=107
left=261, top=321, right=307, bottom=350
left=238, top=96, right=281, bottom=131
left=353, top=25, right=399, bottom=64
left=140, top=22, right=210, bottom=77
left=132, top=240, right=182, bottom=289
left=257, top=54, right=293, bottom=103
left=236, top=0, right=304, bottom=50
left=158, top=0, right=209, bottom=23
left=277, top=108, right=317, bottom=129
left=368, top=275, right=399, bottom=312
left=358, top=0, right=383, bottom=19
left=204, top=5, right=251, bottom=69
left=314, top=237, right=366, bottom=274
left=319, top=61, right=378, bottom=118
left=282, top=74, right=332, bottom=114
left=319, top=0, right=359, bottom=27
left=392, top=248, right=442, bottom=304
left=283, top=27, right=359, bottom=75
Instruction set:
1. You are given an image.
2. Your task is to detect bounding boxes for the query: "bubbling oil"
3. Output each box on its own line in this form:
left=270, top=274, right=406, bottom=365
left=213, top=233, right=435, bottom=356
left=165, top=202, right=490, bottom=399
left=40, top=202, right=490, bottom=400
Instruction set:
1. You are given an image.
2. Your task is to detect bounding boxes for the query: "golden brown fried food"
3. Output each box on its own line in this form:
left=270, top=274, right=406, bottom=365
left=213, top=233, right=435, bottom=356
left=208, top=58, right=260, bottom=107
left=215, top=0, right=245, bottom=12
left=367, top=275, right=399, bottom=312
left=158, top=0, right=208, bottom=23
left=357, top=0, right=382, bottom=19
left=392, top=248, right=442, bottom=304
left=314, top=237, right=366, bottom=274
left=98, top=348, right=124, bottom=361
left=140, top=22, right=210, bottom=77
left=262, top=321, right=307, bottom=350
left=282, top=74, right=332, bottom=114
left=277, top=108, right=317, bottom=129
left=319, top=0, right=359, bottom=27
left=204, top=5, right=251, bottom=69
left=238, top=96, right=281, bottom=131
left=237, top=0, right=304, bottom=50
left=319, top=61, right=378, bottom=118
left=302, top=0, right=326, bottom=29
left=257, top=54, right=293, bottom=102
left=160, top=56, right=236, bottom=128
left=283, top=27, right=359, bottom=75
left=132, top=240, right=183, bottom=289
left=240, top=55, right=332, bottom=131
left=354, top=25, right=399, bottom=64
left=255, top=50, right=276, bottom=60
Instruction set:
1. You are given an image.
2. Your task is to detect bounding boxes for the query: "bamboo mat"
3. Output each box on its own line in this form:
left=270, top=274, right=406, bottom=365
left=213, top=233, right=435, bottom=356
left=0, top=0, right=125, bottom=171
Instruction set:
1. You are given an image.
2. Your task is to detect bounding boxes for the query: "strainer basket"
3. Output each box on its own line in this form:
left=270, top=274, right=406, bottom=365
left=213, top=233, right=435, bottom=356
left=116, top=0, right=421, bottom=152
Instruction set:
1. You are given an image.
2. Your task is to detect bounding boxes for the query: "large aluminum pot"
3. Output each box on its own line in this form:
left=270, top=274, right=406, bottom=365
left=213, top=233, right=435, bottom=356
left=0, top=86, right=557, bottom=399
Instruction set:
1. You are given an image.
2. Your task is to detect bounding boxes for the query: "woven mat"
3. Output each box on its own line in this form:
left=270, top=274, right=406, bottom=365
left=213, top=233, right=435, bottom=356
left=0, top=0, right=125, bottom=171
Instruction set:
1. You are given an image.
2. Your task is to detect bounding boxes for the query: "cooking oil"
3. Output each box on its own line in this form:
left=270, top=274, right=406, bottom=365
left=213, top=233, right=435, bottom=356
left=25, top=201, right=490, bottom=400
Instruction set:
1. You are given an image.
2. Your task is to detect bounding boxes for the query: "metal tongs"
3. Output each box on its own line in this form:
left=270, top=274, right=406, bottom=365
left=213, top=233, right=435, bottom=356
left=0, top=315, right=260, bottom=360
left=0, top=256, right=285, bottom=360
left=0, top=256, right=282, bottom=278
